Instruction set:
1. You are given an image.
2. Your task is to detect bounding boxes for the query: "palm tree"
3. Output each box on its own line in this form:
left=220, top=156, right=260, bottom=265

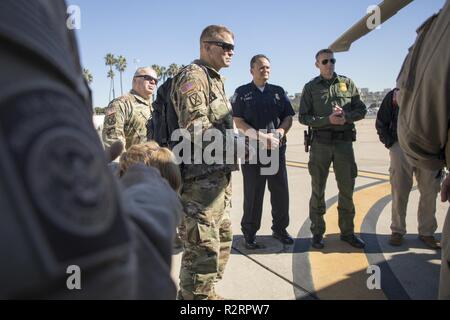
left=82, top=68, right=93, bottom=85
left=160, top=66, right=167, bottom=83
left=107, top=70, right=116, bottom=101
left=167, top=63, right=180, bottom=78
left=151, top=64, right=162, bottom=80
left=105, top=53, right=117, bottom=100
left=115, top=55, right=127, bottom=96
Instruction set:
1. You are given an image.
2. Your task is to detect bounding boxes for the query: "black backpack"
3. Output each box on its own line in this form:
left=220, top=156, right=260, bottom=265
left=147, top=65, right=211, bottom=149
left=147, top=77, right=180, bottom=148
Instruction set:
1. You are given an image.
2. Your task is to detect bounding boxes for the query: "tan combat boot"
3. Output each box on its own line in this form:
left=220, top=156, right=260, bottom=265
left=389, top=233, right=403, bottom=246
left=208, top=288, right=229, bottom=300
left=418, top=235, right=441, bottom=249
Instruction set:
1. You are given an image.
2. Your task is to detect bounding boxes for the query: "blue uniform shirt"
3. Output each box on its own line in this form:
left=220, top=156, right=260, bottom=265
left=231, top=82, right=295, bottom=130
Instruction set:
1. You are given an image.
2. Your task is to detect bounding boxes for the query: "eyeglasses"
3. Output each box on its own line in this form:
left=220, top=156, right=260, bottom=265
left=135, top=75, right=158, bottom=84
left=203, top=41, right=235, bottom=52
left=321, top=59, right=336, bottom=65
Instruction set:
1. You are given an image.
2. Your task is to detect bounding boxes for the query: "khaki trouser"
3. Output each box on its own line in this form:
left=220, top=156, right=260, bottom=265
left=440, top=208, right=450, bottom=299
left=389, top=143, right=440, bottom=236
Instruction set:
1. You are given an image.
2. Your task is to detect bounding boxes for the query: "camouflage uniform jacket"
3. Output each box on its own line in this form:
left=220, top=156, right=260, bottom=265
left=170, top=60, right=238, bottom=180
left=102, top=90, right=151, bottom=150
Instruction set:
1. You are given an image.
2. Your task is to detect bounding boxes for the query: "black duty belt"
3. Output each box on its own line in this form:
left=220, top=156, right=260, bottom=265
left=313, top=130, right=354, bottom=143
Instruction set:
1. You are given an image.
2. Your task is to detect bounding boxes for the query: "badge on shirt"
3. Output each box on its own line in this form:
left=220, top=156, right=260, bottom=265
left=339, top=82, right=348, bottom=93
left=275, top=93, right=281, bottom=101
left=209, top=91, right=218, bottom=104
left=243, top=92, right=253, bottom=102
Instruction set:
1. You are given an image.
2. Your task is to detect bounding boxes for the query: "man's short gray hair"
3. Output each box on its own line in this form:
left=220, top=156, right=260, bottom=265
left=134, top=67, right=154, bottom=77
left=200, top=25, right=234, bottom=43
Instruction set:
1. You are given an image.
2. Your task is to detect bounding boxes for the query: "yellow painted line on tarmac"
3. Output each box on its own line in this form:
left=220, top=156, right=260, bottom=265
left=286, top=161, right=309, bottom=169
left=286, top=161, right=390, bottom=181
left=309, top=181, right=391, bottom=300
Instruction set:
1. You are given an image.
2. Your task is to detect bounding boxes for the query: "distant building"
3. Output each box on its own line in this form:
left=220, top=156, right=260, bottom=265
left=360, top=88, right=370, bottom=97
left=289, top=87, right=391, bottom=117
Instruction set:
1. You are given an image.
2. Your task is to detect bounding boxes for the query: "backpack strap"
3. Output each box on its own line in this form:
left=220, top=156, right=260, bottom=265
left=195, top=63, right=214, bottom=105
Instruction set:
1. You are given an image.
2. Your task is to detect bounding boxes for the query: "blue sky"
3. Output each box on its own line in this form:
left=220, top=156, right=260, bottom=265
left=69, top=0, right=446, bottom=107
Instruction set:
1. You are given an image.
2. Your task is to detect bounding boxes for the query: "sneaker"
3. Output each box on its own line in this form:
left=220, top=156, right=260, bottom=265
left=389, top=233, right=403, bottom=246
left=419, top=235, right=441, bottom=249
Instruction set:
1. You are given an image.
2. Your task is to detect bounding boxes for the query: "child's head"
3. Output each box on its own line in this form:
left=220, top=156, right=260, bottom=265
left=146, top=147, right=182, bottom=193
left=119, top=141, right=182, bottom=193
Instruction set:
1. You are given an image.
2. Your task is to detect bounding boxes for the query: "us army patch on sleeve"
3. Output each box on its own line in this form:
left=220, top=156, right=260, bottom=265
left=181, top=82, right=197, bottom=95
left=189, top=93, right=203, bottom=107
left=106, top=115, right=116, bottom=126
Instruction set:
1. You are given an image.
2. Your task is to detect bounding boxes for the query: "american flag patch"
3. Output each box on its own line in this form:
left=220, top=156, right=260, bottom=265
left=181, top=82, right=196, bottom=94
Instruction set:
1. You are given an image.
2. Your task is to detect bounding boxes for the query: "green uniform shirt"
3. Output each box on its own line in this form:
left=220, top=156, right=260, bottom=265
left=299, top=73, right=367, bottom=131
left=102, top=90, right=151, bottom=150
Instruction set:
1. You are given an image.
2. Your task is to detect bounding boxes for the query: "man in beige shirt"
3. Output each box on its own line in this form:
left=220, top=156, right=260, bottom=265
left=397, top=0, right=450, bottom=300
left=103, top=67, right=157, bottom=151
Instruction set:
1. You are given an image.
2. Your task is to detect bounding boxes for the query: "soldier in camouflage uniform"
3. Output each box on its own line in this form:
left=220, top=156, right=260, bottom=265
left=171, top=25, right=238, bottom=300
left=102, top=67, right=157, bottom=152
left=299, top=49, right=367, bottom=250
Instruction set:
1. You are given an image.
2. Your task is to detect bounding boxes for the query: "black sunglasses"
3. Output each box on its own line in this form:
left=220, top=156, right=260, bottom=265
left=203, top=41, right=235, bottom=51
left=321, top=59, right=336, bottom=65
left=135, top=75, right=158, bottom=84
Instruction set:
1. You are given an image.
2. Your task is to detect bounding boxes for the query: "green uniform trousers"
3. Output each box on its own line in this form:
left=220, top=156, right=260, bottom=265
left=308, top=140, right=358, bottom=237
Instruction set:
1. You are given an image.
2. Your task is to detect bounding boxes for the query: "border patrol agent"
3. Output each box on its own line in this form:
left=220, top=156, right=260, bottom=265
left=299, top=49, right=367, bottom=250
left=103, top=67, right=158, bottom=152
left=232, top=54, right=295, bottom=249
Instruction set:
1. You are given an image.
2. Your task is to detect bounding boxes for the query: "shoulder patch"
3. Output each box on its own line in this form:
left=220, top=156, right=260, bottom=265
left=230, top=93, right=238, bottom=104
left=189, top=93, right=203, bottom=107
left=181, top=82, right=197, bottom=95
left=106, top=114, right=116, bottom=126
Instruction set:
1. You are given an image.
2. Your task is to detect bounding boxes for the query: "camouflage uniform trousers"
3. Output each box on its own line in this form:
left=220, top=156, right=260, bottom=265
left=179, top=171, right=232, bottom=300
